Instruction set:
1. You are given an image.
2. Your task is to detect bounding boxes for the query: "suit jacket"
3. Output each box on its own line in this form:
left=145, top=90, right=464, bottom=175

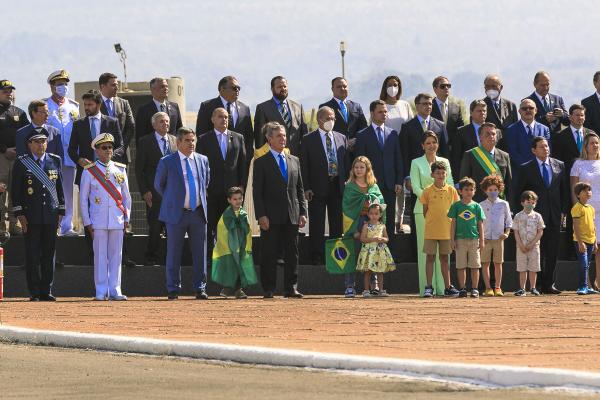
left=483, top=96, right=518, bottom=135
left=582, top=93, right=600, bottom=134
left=450, top=123, right=480, bottom=182
left=135, top=100, right=183, bottom=142
left=253, top=151, right=306, bottom=225
left=195, top=97, right=253, bottom=164
left=527, top=92, right=569, bottom=134
left=355, top=125, right=403, bottom=191
left=154, top=151, right=210, bottom=224
left=552, top=126, right=594, bottom=177
left=11, top=153, right=65, bottom=224
left=100, top=96, right=135, bottom=163
left=300, top=129, right=349, bottom=195
left=503, top=120, right=550, bottom=171
left=16, top=123, right=63, bottom=159
left=68, top=115, right=123, bottom=185
left=197, top=129, right=247, bottom=197
left=516, top=157, right=569, bottom=227
left=254, top=98, right=307, bottom=156
left=318, top=98, right=367, bottom=139
left=135, top=133, right=177, bottom=197
left=400, top=116, right=449, bottom=178
left=431, top=97, right=465, bottom=147
left=459, top=146, right=512, bottom=203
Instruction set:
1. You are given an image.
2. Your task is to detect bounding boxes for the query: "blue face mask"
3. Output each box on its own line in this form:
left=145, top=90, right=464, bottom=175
left=54, top=84, right=68, bottom=98
left=487, top=191, right=499, bottom=200
left=523, top=203, right=535, bottom=212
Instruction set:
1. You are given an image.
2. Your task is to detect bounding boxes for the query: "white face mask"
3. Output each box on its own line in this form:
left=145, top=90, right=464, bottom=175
left=323, top=120, right=334, bottom=132
left=55, top=84, right=69, bottom=97
left=387, top=86, right=399, bottom=98
left=486, top=89, right=500, bottom=100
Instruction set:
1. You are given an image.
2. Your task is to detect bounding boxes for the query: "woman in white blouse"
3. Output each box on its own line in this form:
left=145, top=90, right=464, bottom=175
left=379, top=75, right=414, bottom=234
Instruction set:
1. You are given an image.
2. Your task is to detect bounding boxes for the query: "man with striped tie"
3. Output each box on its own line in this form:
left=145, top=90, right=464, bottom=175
left=135, top=112, right=177, bottom=266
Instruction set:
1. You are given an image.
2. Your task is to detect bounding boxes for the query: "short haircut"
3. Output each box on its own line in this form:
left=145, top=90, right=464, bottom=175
left=470, top=99, right=487, bottom=113
left=594, top=71, right=600, bottom=83
left=480, top=175, right=505, bottom=192
left=483, top=74, right=501, bottom=86
left=81, top=89, right=102, bottom=104
left=317, top=106, right=334, bottom=120
left=227, top=186, right=244, bottom=198
left=151, top=111, right=169, bottom=125
left=421, top=130, right=438, bottom=144
left=28, top=99, right=46, bottom=118
left=149, top=77, right=167, bottom=89
left=270, top=75, right=286, bottom=88
left=521, top=190, right=538, bottom=202
left=569, top=104, right=586, bottom=115
left=176, top=127, right=195, bottom=140
left=264, top=121, right=284, bottom=138
left=212, top=107, right=228, bottom=117
left=414, top=93, right=434, bottom=105
left=458, top=177, right=476, bottom=190
left=99, top=72, right=117, bottom=86
left=369, top=99, right=386, bottom=112
left=432, top=76, right=448, bottom=88
left=533, top=71, right=549, bottom=83
left=520, top=98, right=536, bottom=109
left=331, top=76, right=346, bottom=87
left=479, top=122, right=497, bottom=136
left=379, top=75, right=402, bottom=101
left=574, top=182, right=592, bottom=197
left=218, top=76, right=237, bottom=91
left=531, top=136, right=548, bottom=149
left=430, top=160, right=447, bottom=174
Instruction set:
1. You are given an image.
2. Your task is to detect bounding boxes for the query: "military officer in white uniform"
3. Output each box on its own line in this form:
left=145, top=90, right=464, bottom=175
left=79, top=133, right=131, bottom=300
left=44, top=69, right=79, bottom=236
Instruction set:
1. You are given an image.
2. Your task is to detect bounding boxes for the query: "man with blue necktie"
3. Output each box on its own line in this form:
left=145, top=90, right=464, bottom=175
left=155, top=127, right=210, bottom=300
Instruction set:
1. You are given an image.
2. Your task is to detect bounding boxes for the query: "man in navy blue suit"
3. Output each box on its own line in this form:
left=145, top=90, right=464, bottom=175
left=355, top=99, right=403, bottom=238
left=16, top=100, right=62, bottom=158
left=155, top=127, right=210, bottom=300
left=527, top=71, right=569, bottom=135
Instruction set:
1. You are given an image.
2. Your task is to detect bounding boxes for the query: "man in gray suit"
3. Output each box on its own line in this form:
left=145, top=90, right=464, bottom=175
left=254, top=76, right=307, bottom=156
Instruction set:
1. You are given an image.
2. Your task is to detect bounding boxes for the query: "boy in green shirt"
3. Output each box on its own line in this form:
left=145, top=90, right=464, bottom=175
left=448, top=177, right=485, bottom=298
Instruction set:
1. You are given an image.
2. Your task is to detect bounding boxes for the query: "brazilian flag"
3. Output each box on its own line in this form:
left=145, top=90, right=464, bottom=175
left=325, top=237, right=356, bottom=274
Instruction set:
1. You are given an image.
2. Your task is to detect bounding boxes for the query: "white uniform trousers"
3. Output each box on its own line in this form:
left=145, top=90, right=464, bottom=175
left=93, top=228, right=124, bottom=298
left=60, top=165, right=75, bottom=233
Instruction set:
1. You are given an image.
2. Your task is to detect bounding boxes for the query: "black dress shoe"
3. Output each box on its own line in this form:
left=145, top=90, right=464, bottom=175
left=167, top=292, right=178, bottom=300
left=123, top=259, right=136, bottom=268
left=263, top=291, right=274, bottom=299
left=195, top=290, right=209, bottom=300
left=39, top=294, right=56, bottom=301
left=144, top=259, right=157, bottom=266
left=283, top=289, right=304, bottom=298
left=55, top=261, right=65, bottom=269
left=29, top=296, right=40, bottom=302
left=545, top=286, right=562, bottom=295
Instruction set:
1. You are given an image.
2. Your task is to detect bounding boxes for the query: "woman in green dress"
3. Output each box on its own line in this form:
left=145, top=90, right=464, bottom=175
left=409, top=131, right=454, bottom=296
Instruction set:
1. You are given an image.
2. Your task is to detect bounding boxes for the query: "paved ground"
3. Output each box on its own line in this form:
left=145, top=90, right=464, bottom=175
left=1, top=294, right=599, bottom=372
left=1, top=343, right=594, bottom=400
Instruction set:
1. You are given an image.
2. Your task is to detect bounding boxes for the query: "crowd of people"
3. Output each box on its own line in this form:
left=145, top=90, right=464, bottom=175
left=1, top=68, right=600, bottom=301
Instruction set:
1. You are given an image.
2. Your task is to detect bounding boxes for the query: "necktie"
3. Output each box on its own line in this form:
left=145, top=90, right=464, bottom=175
left=527, top=125, right=533, bottom=137
left=376, top=127, right=384, bottom=148
left=105, top=99, right=114, bottom=117
left=475, top=125, right=480, bottom=146
left=91, top=118, right=98, bottom=139
left=278, top=153, right=288, bottom=182
left=279, top=101, right=292, bottom=128
left=226, top=102, right=234, bottom=127
left=160, top=103, right=166, bottom=112
left=542, top=162, right=551, bottom=187
left=441, top=102, right=448, bottom=123
left=161, top=137, right=169, bottom=156
left=576, top=130, right=583, bottom=153
left=220, top=133, right=227, bottom=160
left=494, top=101, right=501, bottom=115
left=421, top=118, right=428, bottom=132
left=339, top=100, right=348, bottom=122
left=542, top=97, right=550, bottom=112
left=185, top=158, right=197, bottom=210
left=325, top=133, right=337, bottom=176
left=36, top=158, right=41, bottom=167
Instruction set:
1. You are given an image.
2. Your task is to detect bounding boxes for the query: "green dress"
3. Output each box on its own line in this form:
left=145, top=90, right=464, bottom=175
left=356, top=223, right=396, bottom=273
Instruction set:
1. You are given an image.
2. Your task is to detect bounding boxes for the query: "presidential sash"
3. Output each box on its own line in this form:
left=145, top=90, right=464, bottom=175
left=18, top=155, right=59, bottom=207
left=86, top=164, right=127, bottom=216
left=471, top=146, right=500, bottom=176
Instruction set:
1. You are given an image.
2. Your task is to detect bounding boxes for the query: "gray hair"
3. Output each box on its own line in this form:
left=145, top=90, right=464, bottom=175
left=317, top=106, right=334, bottom=121
left=212, top=107, right=228, bottom=117
left=149, top=77, right=167, bottom=89
left=264, top=121, right=285, bottom=138
left=151, top=111, right=169, bottom=125
left=176, top=127, right=195, bottom=140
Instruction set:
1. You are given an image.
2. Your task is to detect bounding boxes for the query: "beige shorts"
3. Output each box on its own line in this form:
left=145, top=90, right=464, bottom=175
left=455, top=239, right=481, bottom=269
left=516, top=246, right=541, bottom=272
left=423, top=239, right=452, bottom=255
left=480, top=239, right=504, bottom=263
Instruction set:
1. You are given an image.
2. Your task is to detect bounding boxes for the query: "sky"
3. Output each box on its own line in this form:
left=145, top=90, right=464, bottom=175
left=3, top=0, right=600, bottom=121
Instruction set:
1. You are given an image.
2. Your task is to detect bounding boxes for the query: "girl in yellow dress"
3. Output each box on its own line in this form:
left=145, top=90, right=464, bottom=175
left=356, top=203, right=396, bottom=297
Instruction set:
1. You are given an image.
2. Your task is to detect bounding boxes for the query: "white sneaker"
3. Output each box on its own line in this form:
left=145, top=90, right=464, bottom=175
left=471, top=289, right=479, bottom=298
left=362, top=290, right=372, bottom=298
left=378, top=290, right=391, bottom=297
left=109, top=295, right=128, bottom=301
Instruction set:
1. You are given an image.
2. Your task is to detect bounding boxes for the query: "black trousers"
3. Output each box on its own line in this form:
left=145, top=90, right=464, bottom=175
left=539, top=224, right=560, bottom=290
left=308, top=179, right=342, bottom=259
left=207, top=195, right=229, bottom=266
left=145, top=199, right=164, bottom=261
left=260, top=221, right=299, bottom=293
left=24, top=223, right=57, bottom=296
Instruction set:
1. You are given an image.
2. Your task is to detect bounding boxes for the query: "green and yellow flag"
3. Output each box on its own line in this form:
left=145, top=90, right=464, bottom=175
left=325, top=237, right=356, bottom=274
left=211, top=206, right=258, bottom=288
left=342, top=182, right=384, bottom=238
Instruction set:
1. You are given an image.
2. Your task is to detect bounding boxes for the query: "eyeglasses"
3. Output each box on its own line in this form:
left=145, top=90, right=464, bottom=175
left=228, top=86, right=241, bottom=91
left=99, top=145, right=113, bottom=150
left=520, top=106, right=535, bottom=111
left=438, top=84, right=452, bottom=89
left=419, top=102, right=433, bottom=106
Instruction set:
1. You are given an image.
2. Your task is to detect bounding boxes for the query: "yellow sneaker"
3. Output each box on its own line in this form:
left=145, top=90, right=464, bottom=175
left=484, top=288, right=495, bottom=297
left=494, top=288, right=504, bottom=297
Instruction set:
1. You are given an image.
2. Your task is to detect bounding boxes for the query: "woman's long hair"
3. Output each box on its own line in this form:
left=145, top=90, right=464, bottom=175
left=347, top=156, right=377, bottom=186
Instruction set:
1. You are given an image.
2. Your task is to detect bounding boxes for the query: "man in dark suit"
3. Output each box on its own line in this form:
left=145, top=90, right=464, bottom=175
left=527, top=71, right=569, bottom=135
left=16, top=100, right=62, bottom=158
left=197, top=107, right=247, bottom=269
left=516, top=137, right=569, bottom=294
left=451, top=100, right=488, bottom=181
left=98, top=72, right=135, bottom=164
left=135, top=77, right=183, bottom=142
left=195, top=76, right=253, bottom=174
left=135, top=111, right=177, bottom=266
left=253, top=122, right=307, bottom=298
left=430, top=76, right=465, bottom=149
left=11, top=130, right=65, bottom=301
left=300, top=106, right=348, bottom=264
left=154, top=127, right=210, bottom=300
left=254, top=76, right=307, bottom=156
left=459, top=122, right=512, bottom=202
left=581, top=71, right=600, bottom=133
left=355, top=100, right=403, bottom=238
left=482, top=74, right=518, bottom=140
left=318, top=77, right=367, bottom=149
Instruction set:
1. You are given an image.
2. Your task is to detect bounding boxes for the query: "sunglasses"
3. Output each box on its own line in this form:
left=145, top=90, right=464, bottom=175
left=419, top=102, right=433, bottom=106
left=99, top=145, right=113, bottom=150
left=228, top=86, right=241, bottom=91
left=520, top=106, right=535, bottom=111
left=438, top=84, right=452, bottom=89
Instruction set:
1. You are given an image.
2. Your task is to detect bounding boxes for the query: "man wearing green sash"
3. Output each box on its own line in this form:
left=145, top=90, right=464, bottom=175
left=459, top=122, right=512, bottom=202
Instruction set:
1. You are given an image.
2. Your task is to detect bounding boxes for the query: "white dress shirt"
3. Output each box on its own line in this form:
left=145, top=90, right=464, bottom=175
left=153, top=99, right=167, bottom=112
left=220, top=96, right=238, bottom=126
left=535, top=92, right=550, bottom=108
left=178, top=151, right=200, bottom=209
left=155, top=131, right=169, bottom=155
left=522, top=120, right=535, bottom=132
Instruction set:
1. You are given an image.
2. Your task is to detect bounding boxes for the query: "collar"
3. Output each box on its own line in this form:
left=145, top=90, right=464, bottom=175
left=269, top=147, right=285, bottom=158
left=571, top=125, right=584, bottom=133
left=153, top=98, right=167, bottom=109
left=371, top=122, right=384, bottom=131
left=521, top=120, right=535, bottom=130
left=178, top=151, right=194, bottom=161
left=33, top=153, right=46, bottom=163
left=536, top=157, right=549, bottom=166
left=272, top=97, right=287, bottom=107
left=96, top=159, right=111, bottom=168
left=154, top=131, right=167, bottom=141
left=481, top=145, right=495, bottom=156
left=101, top=95, right=114, bottom=103
left=473, top=122, right=481, bottom=132
left=535, top=92, right=549, bottom=102
left=220, top=96, right=235, bottom=107
left=214, top=128, right=227, bottom=136
left=32, top=123, right=45, bottom=129
left=318, top=128, right=332, bottom=136
left=334, top=97, right=346, bottom=105
left=417, top=114, right=429, bottom=125
left=89, top=113, right=102, bottom=120
left=436, top=97, right=448, bottom=107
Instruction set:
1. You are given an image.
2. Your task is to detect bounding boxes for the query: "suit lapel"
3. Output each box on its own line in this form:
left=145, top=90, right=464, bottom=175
left=269, top=100, right=286, bottom=125
left=150, top=134, right=163, bottom=158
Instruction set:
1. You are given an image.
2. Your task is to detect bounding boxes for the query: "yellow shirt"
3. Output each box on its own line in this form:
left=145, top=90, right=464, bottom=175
left=571, top=202, right=596, bottom=244
left=420, top=183, right=459, bottom=240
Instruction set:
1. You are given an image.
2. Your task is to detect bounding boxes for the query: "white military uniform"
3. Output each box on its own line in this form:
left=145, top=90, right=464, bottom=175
left=79, top=159, right=131, bottom=300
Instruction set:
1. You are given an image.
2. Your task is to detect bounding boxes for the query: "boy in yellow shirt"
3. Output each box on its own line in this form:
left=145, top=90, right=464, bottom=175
left=571, top=182, right=598, bottom=295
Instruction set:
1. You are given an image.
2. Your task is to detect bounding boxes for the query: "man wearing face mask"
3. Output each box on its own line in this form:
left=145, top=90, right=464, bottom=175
left=254, top=76, right=307, bottom=156
left=44, top=69, right=79, bottom=236
left=527, top=71, right=569, bottom=135
left=482, top=74, right=518, bottom=141
left=300, top=106, right=349, bottom=265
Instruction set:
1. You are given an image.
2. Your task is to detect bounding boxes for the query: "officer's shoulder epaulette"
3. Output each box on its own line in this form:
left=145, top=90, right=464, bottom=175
left=112, top=161, right=126, bottom=169
left=46, top=152, right=61, bottom=161
left=41, top=97, right=50, bottom=102
left=68, top=99, right=79, bottom=106
left=84, top=161, right=96, bottom=170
